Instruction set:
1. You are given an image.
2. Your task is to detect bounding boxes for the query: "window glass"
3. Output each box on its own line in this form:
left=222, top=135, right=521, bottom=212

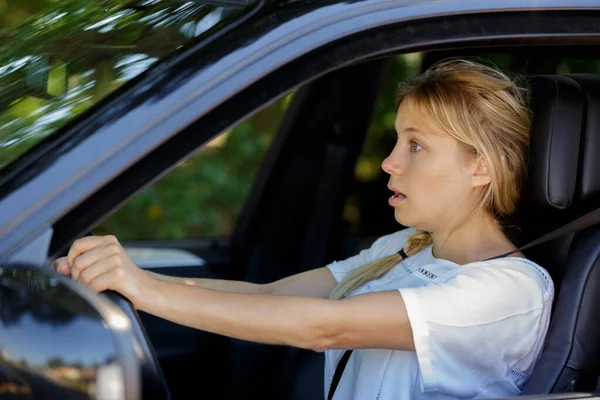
left=0, top=0, right=253, bottom=172
left=93, top=93, right=295, bottom=240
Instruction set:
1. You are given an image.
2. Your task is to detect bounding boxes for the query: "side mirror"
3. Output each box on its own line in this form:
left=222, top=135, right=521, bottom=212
left=0, top=264, right=140, bottom=400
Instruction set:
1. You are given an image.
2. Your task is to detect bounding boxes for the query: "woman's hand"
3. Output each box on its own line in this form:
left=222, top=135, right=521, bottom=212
left=52, top=235, right=152, bottom=306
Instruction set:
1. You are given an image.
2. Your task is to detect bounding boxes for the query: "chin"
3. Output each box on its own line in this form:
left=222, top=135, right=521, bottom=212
left=394, top=209, right=428, bottom=232
left=393, top=208, right=413, bottom=227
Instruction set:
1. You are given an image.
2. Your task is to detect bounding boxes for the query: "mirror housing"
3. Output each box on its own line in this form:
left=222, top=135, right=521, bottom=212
left=0, top=264, right=140, bottom=400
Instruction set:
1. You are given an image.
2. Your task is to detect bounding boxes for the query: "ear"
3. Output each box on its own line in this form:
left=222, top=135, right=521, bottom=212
left=471, top=156, right=492, bottom=188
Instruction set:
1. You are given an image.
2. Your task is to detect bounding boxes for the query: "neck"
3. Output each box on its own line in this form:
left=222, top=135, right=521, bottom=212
left=429, top=210, right=516, bottom=265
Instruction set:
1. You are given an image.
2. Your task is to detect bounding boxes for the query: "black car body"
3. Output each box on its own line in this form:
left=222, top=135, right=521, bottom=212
left=2, top=0, right=600, bottom=399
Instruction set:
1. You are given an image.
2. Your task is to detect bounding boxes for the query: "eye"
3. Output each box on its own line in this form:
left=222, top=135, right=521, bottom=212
left=410, top=141, right=423, bottom=152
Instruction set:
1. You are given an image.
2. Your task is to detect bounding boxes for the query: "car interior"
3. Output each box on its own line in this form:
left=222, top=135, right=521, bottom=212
left=73, top=45, right=600, bottom=400
left=4, top=3, right=600, bottom=400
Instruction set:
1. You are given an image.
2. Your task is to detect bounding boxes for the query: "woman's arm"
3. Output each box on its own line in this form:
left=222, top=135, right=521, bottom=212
left=134, top=278, right=414, bottom=352
left=136, top=279, right=336, bottom=350
left=145, top=271, right=266, bottom=294
left=56, top=235, right=415, bottom=352
left=146, top=267, right=337, bottom=298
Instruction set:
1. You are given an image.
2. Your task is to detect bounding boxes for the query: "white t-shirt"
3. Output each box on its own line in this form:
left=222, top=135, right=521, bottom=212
left=324, top=227, right=554, bottom=400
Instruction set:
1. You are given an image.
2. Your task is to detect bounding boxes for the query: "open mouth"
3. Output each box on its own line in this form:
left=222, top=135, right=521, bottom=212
left=388, top=185, right=407, bottom=206
left=388, top=185, right=407, bottom=199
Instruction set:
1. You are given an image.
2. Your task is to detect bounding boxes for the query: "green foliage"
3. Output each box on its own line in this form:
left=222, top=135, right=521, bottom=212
left=0, top=0, right=284, bottom=242
left=47, top=357, right=65, bottom=368
left=94, top=96, right=291, bottom=240
left=0, top=0, right=240, bottom=169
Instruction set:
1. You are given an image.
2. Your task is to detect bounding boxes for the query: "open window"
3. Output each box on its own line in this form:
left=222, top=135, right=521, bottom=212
left=92, top=92, right=295, bottom=270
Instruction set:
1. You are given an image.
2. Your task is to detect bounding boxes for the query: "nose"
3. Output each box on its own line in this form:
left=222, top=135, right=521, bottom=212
left=381, top=147, right=404, bottom=175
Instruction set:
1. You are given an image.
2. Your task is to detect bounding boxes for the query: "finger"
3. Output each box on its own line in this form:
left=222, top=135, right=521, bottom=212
left=70, top=245, right=120, bottom=281
left=67, top=235, right=119, bottom=270
left=52, top=257, right=71, bottom=275
left=87, top=268, right=124, bottom=294
left=77, top=256, right=119, bottom=287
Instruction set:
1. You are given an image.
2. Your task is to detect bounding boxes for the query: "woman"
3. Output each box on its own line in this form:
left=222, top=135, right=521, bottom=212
left=53, top=59, right=554, bottom=399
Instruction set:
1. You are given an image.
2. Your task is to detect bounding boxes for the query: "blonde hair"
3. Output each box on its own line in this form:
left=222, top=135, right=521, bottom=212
left=329, top=58, right=532, bottom=300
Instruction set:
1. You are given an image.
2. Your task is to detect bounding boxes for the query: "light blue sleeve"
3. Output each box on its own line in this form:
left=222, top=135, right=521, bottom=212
left=325, top=227, right=416, bottom=283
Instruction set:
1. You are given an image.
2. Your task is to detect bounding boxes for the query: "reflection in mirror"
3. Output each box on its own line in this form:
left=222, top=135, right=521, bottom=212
left=0, top=265, right=139, bottom=400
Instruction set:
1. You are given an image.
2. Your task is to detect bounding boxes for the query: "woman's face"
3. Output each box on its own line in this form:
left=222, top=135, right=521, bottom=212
left=381, top=98, right=487, bottom=233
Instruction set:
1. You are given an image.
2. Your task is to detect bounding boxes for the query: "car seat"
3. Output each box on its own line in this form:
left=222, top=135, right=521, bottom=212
left=516, top=74, right=600, bottom=394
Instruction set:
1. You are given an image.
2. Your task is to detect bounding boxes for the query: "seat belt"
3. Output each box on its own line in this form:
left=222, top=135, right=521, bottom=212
left=327, top=206, right=600, bottom=400
left=328, top=350, right=353, bottom=400
left=485, top=206, right=600, bottom=260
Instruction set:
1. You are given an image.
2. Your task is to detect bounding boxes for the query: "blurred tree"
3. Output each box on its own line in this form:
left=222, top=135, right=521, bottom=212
left=0, top=0, right=279, bottom=241
left=0, top=0, right=242, bottom=168
left=71, top=361, right=84, bottom=369
left=94, top=93, right=293, bottom=239
left=0, top=268, right=99, bottom=326
left=47, top=357, right=65, bottom=368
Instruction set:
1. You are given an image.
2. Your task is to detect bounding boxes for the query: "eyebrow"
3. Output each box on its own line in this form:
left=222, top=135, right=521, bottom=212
left=404, top=127, right=422, bottom=134
left=395, top=126, right=427, bottom=137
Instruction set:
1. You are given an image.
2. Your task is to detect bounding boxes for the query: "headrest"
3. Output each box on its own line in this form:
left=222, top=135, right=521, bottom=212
left=527, top=74, right=600, bottom=210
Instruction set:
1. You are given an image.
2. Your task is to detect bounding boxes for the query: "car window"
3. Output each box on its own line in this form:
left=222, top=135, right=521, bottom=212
left=92, top=92, right=295, bottom=240
left=0, top=0, right=255, bottom=172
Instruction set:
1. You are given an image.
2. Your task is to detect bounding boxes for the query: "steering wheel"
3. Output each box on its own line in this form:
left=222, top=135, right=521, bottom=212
left=103, top=290, right=172, bottom=400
